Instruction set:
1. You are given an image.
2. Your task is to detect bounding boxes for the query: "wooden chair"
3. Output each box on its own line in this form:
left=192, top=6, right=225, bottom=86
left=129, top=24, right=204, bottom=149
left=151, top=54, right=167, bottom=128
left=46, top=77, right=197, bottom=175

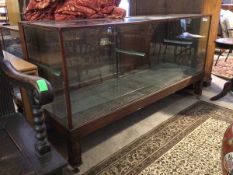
left=0, top=58, right=67, bottom=174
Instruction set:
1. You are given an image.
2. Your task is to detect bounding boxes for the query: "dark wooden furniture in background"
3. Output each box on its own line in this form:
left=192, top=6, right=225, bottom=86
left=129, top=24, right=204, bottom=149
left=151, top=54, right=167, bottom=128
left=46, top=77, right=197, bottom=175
left=0, top=59, right=67, bottom=175
left=215, top=38, right=233, bottom=66
left=0, top=25, right=23, bottom=58
left=19, top=14, right=211, bottom=168
left=3, top=50, right=37, bottom=74
left=210, top=38, right=233, bottom=101
left=129, top=0, right=221, bottom=85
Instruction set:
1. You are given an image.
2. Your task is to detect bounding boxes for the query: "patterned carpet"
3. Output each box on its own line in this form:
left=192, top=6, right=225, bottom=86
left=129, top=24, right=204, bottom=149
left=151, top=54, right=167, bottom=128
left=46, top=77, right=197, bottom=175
left=83, top=101, right=233, bottom=175
left=212, top=54, right=233, bottom=80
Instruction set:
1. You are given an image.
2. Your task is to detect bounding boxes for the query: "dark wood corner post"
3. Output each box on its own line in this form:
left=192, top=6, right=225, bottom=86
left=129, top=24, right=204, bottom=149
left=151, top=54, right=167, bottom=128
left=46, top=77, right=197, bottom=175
left=194, top=79, right=203, bottom=96
left=58, top=30, right=82, bottom=167
left=32, top=91, right=51, bottom=155
left=66, top=133, right=82, bottom=168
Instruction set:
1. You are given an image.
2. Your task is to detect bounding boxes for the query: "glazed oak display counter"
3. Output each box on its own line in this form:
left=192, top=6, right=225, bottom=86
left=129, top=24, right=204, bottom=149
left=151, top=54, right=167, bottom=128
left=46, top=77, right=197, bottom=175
left=19, top=14, right=211, bottom=167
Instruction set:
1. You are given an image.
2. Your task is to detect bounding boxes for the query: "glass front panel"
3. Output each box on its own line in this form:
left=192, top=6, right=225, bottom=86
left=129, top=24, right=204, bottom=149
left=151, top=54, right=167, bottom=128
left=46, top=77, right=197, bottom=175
left=23, top=26, right=67, bottom=125
left=22, top=16, right=210, bottom=129
left=63, top=16, right=210, bottom=128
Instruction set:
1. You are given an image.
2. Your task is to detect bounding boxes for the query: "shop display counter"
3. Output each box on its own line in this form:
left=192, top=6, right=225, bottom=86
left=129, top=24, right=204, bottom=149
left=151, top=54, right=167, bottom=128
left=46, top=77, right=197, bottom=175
left=19, top=14, right=211, bottom=167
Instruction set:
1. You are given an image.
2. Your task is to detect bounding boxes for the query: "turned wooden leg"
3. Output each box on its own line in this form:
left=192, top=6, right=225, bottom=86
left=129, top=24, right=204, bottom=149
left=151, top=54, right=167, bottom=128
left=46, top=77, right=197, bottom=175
left=225, top=49, right=232, bottom=62
left=66, top=133, right=82, bottom=170
left=215, top=49, right=224, bottom=66
left=194, top=80, right=203, bottom=96
left=32, top=93, right=51, bottom=156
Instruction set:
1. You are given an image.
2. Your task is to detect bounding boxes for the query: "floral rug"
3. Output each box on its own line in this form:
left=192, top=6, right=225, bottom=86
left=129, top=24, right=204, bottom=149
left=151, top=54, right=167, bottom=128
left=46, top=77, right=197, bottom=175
left=212, top=54, right=233, bottom=80
left=83, top=101, right=233, bottom=175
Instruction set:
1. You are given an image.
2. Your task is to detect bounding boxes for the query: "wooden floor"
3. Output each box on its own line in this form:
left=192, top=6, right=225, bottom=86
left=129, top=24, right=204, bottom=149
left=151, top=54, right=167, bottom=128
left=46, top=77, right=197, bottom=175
left=45, top=63, right=198, bottom=128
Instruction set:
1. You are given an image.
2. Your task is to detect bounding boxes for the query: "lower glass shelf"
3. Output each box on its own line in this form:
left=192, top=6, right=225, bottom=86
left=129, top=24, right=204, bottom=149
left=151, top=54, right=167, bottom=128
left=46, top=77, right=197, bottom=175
left=45, top=62, right=199, bottom=128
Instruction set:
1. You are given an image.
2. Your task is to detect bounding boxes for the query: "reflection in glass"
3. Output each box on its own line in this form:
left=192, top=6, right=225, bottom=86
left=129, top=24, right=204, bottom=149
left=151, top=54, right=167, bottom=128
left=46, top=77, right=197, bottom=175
left=22, top=16, right=210, bottom=128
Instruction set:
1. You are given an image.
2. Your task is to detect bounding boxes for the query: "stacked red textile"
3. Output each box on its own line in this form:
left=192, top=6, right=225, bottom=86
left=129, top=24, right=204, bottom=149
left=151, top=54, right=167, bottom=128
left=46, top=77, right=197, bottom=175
left=24, top=0, right=62, bottom=21
left=25, top=0, right=126, bottom=21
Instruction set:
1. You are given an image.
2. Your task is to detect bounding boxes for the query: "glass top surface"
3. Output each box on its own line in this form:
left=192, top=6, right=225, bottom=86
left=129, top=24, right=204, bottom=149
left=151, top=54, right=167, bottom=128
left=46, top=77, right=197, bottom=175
left=20, top=14, right=207, bottom=29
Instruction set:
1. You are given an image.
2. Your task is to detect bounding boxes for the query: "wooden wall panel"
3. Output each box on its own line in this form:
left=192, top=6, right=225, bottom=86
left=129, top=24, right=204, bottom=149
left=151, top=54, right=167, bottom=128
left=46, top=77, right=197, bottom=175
left=130, top=0, right=203, bottom=15
left=131, top=0, right=166, bottom=15
left=165, top=0, right=203, bottom=14
left=129, top=0, right=137, bottom=16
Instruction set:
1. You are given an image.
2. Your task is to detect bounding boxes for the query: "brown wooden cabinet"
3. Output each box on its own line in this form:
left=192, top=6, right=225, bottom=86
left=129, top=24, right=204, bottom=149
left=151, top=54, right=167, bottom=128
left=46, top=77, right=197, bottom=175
left=129, top=0, right=221, bottom=85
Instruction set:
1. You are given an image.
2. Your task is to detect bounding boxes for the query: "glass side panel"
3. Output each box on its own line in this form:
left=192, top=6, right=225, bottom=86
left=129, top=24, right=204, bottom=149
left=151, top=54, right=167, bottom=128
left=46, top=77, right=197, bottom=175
left=1, top=27, right=23, bottom=58
left=23, top=26, right=67, bottom=125
left=58, top=16, right=210, bottom=128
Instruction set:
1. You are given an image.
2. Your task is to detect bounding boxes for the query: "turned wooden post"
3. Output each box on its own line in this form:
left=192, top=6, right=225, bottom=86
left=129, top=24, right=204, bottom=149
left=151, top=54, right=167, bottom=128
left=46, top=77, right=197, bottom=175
left=0, top=59, right=54, bottom=155
left=32, top=91, right=51, bottom=155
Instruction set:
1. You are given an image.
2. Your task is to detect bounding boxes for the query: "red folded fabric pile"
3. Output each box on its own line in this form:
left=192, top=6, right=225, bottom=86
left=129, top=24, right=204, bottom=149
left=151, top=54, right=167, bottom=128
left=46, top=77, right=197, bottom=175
left=24, top=0, right=61, bottom=21
left=25, top=0, right=126, bottom=21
